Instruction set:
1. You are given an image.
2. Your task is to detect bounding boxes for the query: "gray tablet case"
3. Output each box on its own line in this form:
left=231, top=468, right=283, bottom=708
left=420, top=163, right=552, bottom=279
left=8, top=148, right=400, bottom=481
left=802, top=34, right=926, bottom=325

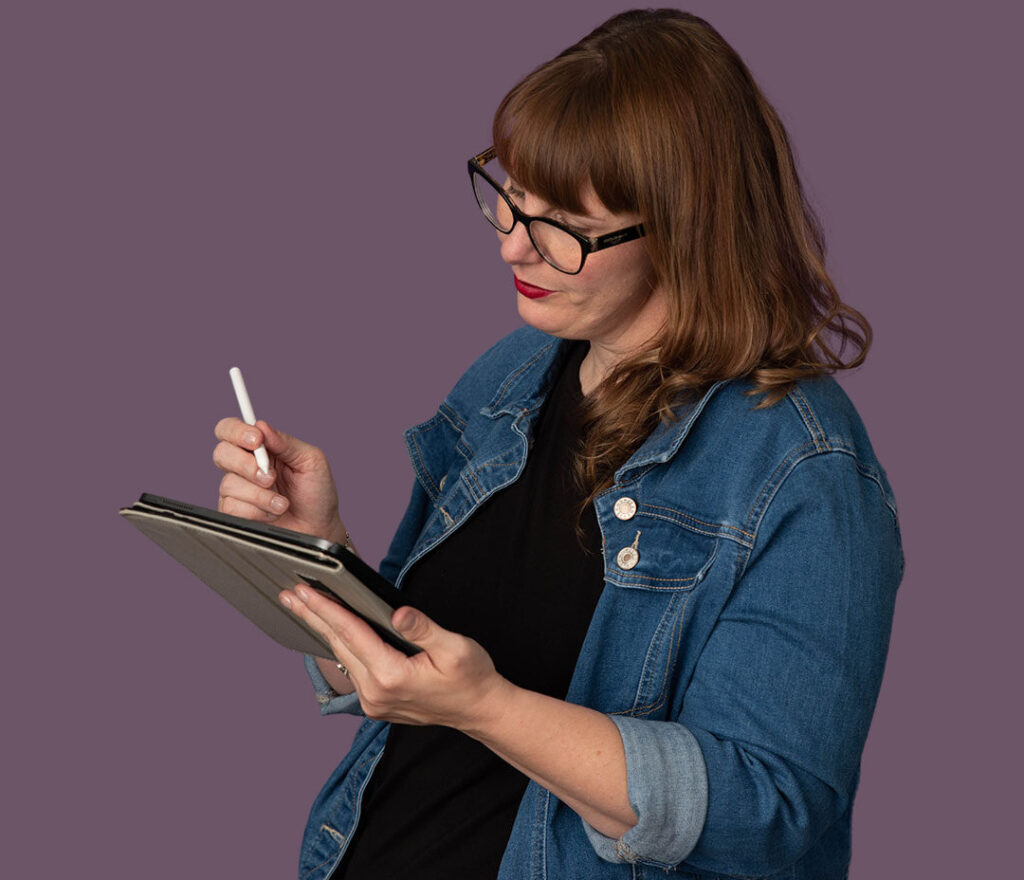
left=120, top=494, right=419, bottom=656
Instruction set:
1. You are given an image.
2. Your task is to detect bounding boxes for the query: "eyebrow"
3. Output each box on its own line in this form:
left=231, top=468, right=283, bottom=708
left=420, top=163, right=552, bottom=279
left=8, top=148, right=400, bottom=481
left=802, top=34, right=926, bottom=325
left=506, top=178, right=608, bottom=229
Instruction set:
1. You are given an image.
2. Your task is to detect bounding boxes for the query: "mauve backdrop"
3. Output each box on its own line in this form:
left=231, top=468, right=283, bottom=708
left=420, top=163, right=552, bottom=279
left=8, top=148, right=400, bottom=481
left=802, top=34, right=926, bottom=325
left=2, top=1, right=1016, bottom=876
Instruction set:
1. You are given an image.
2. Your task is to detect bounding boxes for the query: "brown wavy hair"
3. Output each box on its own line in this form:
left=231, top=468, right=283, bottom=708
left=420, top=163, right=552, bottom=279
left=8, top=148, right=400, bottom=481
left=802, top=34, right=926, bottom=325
left=492, top=9, right=871, bottom=504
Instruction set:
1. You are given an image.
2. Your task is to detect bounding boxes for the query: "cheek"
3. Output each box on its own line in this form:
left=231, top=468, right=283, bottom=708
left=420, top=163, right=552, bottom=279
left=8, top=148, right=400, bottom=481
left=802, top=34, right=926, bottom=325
left=581, top=243, right=654, bottom=288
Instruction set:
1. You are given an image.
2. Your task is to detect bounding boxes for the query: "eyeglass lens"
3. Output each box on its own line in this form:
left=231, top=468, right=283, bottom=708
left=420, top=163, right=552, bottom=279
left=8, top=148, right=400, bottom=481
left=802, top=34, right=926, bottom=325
left=472, top=168, right=584, bottom=274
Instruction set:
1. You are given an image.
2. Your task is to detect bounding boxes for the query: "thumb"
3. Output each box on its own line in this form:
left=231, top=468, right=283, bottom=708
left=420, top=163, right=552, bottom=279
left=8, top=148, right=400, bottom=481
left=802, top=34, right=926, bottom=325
left=257, top=421, right=322, bottom=469
left=392, top=606, right=441, bottom=647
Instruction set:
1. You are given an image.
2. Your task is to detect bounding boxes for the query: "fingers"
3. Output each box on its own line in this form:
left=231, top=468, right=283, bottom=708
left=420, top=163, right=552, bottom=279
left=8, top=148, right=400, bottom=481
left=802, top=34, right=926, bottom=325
left=214, top=417, right=329, bottom=478
left=256, top=420, right=328, bottom=472
left=218, top=472, right=290, bottom=520
left=214, top=416, right=267, bottom=451
left=292, top=585, right=405, bottom=665
left=279, top=587, right=369, bottom=679
left=213, top=436, right=276, bottom=483
left=281, top=588, right=499, bottom=727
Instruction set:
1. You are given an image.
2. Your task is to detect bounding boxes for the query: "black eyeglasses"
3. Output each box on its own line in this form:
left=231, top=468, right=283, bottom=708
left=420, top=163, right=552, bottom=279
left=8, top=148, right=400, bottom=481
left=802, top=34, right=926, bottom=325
left=468, top=147, right=646, bottom=275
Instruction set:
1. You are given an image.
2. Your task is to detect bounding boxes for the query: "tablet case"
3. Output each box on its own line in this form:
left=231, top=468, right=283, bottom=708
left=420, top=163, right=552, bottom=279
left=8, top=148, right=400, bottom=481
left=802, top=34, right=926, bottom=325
left=120, top=494, right=420, bottom=656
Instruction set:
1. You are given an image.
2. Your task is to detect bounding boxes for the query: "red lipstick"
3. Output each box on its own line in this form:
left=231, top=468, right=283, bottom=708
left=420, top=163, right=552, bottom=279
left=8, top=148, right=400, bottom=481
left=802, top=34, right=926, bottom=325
left=514, top=277, right=555, bottom=299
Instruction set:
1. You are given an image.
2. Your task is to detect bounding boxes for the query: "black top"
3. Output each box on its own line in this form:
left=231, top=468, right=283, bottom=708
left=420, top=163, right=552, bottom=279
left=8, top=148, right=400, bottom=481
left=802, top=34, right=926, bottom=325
left=333, top=342, right=605, bottom=879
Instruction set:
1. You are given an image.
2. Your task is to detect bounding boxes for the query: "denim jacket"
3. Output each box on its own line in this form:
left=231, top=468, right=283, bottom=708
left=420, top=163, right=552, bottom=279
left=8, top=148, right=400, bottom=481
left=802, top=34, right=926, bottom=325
left=299, top=327, right=902, bottom=880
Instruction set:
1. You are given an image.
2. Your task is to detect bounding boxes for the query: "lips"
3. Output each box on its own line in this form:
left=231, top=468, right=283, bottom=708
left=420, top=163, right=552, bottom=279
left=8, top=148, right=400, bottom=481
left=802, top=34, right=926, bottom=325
left=514, top=277, right=555, bottom=299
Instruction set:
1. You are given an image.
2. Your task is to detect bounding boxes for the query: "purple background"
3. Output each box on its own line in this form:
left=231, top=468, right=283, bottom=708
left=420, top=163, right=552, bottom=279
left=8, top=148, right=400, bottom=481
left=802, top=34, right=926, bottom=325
left=3, top=1, right=1017, bottom=875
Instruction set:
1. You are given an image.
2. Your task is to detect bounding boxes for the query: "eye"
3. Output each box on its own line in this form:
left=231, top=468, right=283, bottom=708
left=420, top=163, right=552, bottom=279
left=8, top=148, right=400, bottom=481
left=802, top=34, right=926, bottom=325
left=554, top=213, right=590, bottom=236
left=504, top=183, right=526, bottom=202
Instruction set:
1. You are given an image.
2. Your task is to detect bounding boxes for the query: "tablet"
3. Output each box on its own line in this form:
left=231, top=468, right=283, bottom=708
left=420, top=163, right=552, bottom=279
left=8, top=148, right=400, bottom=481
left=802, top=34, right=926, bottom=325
left=120, top=493, right=420, bottom=656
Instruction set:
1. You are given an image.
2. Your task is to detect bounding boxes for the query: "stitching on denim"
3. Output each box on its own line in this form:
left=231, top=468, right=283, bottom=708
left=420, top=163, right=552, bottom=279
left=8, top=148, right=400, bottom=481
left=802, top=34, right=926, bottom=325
left=300, top=854, right=334, bottom=880
left=737, top=443, right=821, bottom=574
left=464, top=451, right=525, bottom=502
left=742, top=441, right=820, bottom=531
left=643, top=590, right=692, bottom=717
left=633, top=591, right=687, bottom=716
left=626, top=589, right=687, bottom=716
left=794, top=387, right=828, bottom=450
left=438, top=400, right=466, bottom=431
left=612, top=381, right=728, bottom=478
left=606, top=580, right=692, bottom=592
left=611, top=571, right=698, bottom=585
left=323, top=741, right=387, bottom=878
left=320, top=824, right=345, bottom=846
left=532, top=786, right=550, bottom=880
left=301, top=798, right=364, bottom=880
left=606, top=542, right=718, bottom=590
left=640, top=503, right=754, bottom=545
left=787, top=388, right=820, bottom=449
left=407, top=429, right=440, bottom=500
left=614, top=838, right=640, bottom=863
left=787, top=388, right=828, bottom=453
left=344, top=744, right=384, bottom=813
left=456, top=435, right=474, bottom=462
left=489, top=340, right=559, bottom=409
left=739, top=445, right=891, bottom=582
left=623, top=592, right=688, bottom=716
left=853, top=458, right=900, bottom=523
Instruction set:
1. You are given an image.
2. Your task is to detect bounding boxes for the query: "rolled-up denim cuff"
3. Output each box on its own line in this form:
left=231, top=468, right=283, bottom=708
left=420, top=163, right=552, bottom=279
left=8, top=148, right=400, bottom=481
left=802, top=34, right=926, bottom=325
left=582, top=715, right=708, bottom=867
left=303, top=655, right=364, bottom=717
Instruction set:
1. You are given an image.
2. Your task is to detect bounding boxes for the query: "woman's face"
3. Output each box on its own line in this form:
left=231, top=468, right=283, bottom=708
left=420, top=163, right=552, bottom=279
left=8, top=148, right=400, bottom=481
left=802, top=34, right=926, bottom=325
left=497, top=182, right=668, bottom=358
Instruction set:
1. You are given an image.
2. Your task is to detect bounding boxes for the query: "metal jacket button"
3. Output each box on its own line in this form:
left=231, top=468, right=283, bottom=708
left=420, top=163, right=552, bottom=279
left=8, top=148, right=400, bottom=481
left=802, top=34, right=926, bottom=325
left=613, top=496, right=637, bottom=520
left=616, top=546, right=639, bottom=570
left=616, top=530, right=642, bottom=570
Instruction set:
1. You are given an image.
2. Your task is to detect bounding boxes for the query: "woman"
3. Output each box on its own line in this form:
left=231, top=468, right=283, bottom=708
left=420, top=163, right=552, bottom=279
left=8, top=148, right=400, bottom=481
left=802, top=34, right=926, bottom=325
left=213, top=10, right=902, bottom=879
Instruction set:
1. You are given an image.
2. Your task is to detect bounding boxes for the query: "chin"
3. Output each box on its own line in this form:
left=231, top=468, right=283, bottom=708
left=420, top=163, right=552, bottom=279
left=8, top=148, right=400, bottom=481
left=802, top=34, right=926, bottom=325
left=517, top=296, right=573, bottom=338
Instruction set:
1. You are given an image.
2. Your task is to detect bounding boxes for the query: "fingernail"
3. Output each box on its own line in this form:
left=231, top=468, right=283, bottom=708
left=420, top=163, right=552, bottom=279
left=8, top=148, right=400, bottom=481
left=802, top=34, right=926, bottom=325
left=257, top=470, right=275, bottom=486
left=270, top=495, right=287, bottom=513
left=396, top=610, right=417, bottom=632
left=243, top=430, right=259, bottom=446
left=279, top=593, right=292, bottom=608
left=296, top=586, right=309, bottom=602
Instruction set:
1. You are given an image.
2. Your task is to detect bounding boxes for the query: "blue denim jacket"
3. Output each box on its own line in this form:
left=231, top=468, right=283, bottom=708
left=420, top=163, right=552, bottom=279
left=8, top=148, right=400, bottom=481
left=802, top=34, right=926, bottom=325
left=299, top=327, right=902, bottom=880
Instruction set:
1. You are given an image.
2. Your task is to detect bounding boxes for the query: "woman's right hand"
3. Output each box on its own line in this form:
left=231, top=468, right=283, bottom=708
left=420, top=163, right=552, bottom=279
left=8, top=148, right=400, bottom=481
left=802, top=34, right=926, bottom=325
left=212, top=418, right=347, bottom=545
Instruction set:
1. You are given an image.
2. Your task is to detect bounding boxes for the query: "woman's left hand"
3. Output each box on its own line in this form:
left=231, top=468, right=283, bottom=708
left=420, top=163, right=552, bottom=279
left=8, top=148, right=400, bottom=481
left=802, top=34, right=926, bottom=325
left=279, top=584, right=509, bottom=729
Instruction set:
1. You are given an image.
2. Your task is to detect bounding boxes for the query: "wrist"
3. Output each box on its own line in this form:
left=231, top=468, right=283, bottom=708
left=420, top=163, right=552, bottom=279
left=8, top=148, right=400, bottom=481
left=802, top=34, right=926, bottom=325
left=460, top=673, right=517, bottom=740
left=325, top=518, right=353, bottom=551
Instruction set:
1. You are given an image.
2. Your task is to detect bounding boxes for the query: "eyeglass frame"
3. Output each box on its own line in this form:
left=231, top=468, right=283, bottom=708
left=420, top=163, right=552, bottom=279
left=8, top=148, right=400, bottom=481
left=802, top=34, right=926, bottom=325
left=468, top=147, right=646, bottom=275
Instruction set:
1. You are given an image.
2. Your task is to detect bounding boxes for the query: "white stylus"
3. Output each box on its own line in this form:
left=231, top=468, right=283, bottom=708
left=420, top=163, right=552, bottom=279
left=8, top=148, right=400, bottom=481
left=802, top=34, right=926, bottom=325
left=229, top=367, right=271, bottom=475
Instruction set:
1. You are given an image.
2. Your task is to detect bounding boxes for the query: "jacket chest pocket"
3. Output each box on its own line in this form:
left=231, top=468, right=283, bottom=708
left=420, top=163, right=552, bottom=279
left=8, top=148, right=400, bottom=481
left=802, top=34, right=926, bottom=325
left=596, top=514, right=719, bottom=718
left=602, top=507, right=719, bottom=592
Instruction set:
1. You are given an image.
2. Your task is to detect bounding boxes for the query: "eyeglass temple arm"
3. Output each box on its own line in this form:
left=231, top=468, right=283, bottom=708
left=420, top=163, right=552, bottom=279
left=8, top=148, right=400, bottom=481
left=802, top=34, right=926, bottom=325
left=472, top=146, right=497, bottom=166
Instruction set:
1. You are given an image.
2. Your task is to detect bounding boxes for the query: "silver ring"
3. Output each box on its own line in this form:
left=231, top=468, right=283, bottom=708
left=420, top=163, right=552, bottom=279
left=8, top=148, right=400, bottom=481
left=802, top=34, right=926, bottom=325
left=336, top=662, right=349, bottom=676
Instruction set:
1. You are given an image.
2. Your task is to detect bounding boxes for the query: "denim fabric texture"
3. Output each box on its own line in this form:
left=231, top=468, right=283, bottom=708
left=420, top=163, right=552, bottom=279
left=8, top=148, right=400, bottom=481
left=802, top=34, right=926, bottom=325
left=299, top=327, right=903, bottom=880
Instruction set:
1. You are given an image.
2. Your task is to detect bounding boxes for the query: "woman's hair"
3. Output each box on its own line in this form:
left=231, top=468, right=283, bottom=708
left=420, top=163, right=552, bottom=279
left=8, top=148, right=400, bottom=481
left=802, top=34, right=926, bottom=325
left=492, top=9, right=871, bottom=504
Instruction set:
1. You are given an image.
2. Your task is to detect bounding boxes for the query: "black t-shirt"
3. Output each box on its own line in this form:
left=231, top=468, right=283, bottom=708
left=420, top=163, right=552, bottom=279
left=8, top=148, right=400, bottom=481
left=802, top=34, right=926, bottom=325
left=333, top=342, right=605, bottom=879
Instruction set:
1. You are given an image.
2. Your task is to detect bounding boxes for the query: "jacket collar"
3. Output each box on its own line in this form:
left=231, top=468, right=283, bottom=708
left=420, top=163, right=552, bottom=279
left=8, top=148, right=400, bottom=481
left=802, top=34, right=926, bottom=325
left=479, top=335, right=726, bottom=479
left=614, top=380, right=726, bottom=480
left=479, top=334, right=572, bottom=419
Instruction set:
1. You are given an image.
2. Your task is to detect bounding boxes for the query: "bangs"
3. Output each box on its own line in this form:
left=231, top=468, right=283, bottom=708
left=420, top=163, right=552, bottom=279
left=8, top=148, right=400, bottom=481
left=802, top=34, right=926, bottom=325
left=492, top=57, right=635, bottom=217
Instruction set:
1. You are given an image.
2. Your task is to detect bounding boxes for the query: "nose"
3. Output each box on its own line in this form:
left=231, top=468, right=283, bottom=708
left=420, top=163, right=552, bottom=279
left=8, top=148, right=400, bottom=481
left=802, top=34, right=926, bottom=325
left=499, top=220, right=542, bottom=267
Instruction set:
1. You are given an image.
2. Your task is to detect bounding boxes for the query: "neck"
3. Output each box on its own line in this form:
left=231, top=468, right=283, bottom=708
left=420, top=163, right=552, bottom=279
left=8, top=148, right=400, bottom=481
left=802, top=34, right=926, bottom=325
left=578, top=345, right=617, bottom=396
left=575, top=284, right=669, bottom=396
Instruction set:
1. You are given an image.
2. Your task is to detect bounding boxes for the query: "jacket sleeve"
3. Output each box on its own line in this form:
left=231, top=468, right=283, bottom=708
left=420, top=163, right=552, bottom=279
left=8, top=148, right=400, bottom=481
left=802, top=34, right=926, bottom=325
left=584, top=451, right=902, bottom=875
left=303, top=654, right=364, bottom=716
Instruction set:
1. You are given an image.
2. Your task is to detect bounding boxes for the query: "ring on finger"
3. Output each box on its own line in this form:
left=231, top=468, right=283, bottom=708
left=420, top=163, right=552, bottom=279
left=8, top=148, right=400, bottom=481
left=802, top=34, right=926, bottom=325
left=336, top=662, right=349, bottom=676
